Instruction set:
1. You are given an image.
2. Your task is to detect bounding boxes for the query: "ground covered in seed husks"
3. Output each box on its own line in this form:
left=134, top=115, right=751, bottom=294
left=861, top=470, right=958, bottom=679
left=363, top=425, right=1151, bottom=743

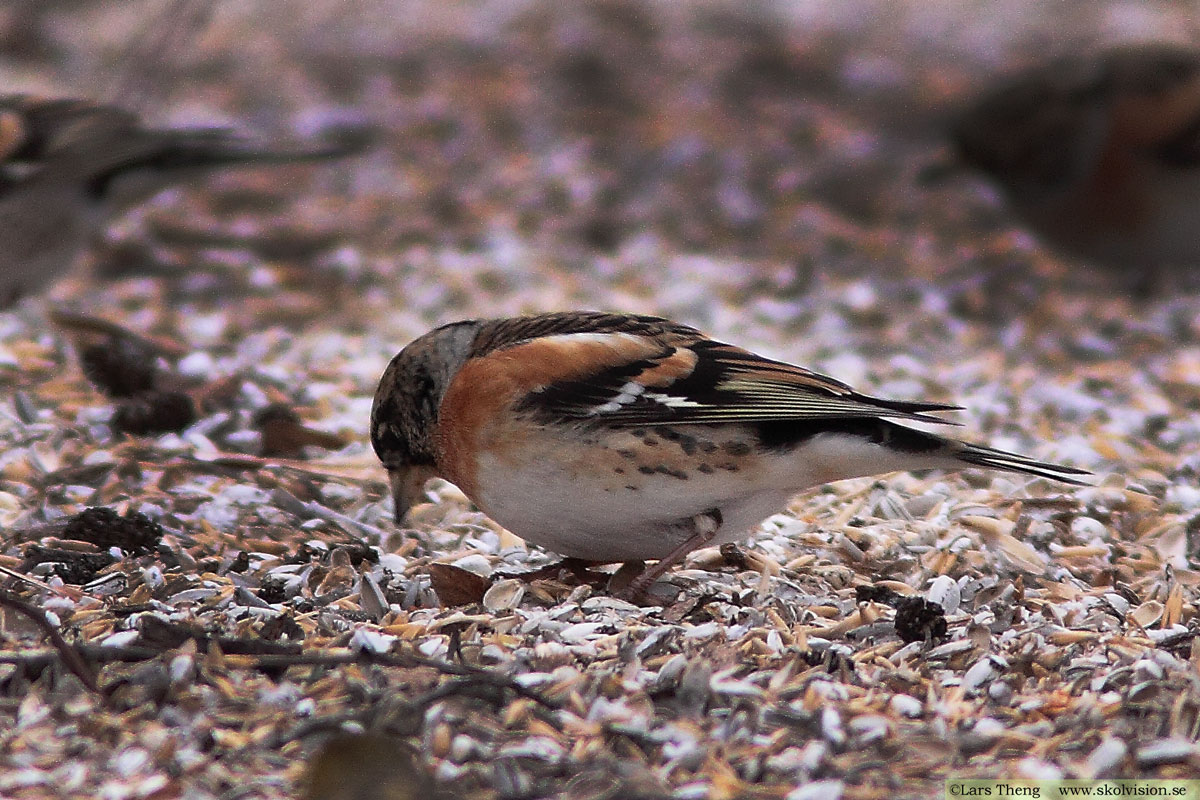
left=2, top=2, right=1200, bottom=799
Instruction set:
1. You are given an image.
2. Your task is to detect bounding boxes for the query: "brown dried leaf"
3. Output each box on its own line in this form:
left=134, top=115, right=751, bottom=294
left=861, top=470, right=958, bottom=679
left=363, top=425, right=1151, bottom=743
left=428, top=562, right=489, bottom=607
left=1163, top=584, right=1184, bottom=628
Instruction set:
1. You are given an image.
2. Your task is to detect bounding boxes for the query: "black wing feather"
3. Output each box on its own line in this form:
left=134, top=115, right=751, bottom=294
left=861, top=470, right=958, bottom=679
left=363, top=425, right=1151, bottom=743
left=517, top=330, right=961, bottom=427
left=470, top=312, right=695, bottom=359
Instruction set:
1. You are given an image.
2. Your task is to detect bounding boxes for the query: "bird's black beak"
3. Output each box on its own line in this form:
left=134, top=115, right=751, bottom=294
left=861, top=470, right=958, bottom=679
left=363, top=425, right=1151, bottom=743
left=387, top=465, right=437, bottom=523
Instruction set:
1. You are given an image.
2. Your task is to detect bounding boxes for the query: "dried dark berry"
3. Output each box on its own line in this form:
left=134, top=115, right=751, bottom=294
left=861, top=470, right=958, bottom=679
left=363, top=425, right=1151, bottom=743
left=226, top=551, right=251, bottom=574
left=257, top=576, right=288, bottom=605
left=63, top=506, right=163, bottom=556
left=856, top=584, right=903, bottom=606
left=893, top=597, right=948, bottom=643
left=259, top=614, right=304, bottom=642
left=79, top=337, right=158, bottom=397
left=112, top=391, right=196, bottom=435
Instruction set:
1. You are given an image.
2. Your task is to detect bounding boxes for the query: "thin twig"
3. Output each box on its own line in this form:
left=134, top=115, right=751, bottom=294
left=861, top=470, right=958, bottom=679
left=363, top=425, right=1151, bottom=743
left=0, top=641, right=559, bottom=709
left=0, top=564, right=86, bottom=598
left=0, top=591, right=99, bottom=693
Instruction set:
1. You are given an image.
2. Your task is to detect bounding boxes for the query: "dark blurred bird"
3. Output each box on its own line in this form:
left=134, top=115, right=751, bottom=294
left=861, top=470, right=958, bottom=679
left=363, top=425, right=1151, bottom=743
left=371, top=311, right=1088, bottom=599
left=951, top=43, right=1200, bottom=292
left=0, top=95, right=370, bottom=306
left=302, top=732, right=453, bottom=800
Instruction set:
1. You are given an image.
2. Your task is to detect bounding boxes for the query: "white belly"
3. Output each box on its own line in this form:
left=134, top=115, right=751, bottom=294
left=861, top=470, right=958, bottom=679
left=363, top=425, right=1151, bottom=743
left=469, top=425, right=940, bottom=561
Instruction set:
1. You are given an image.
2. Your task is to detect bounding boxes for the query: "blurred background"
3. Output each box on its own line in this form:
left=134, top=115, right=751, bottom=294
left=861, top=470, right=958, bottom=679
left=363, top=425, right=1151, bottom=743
left=3, top=0, right=1198, bottom=331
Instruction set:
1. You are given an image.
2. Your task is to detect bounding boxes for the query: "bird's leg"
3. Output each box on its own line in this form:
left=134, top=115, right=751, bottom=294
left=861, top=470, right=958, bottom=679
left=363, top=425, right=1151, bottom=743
left=619, top=508, right=723, bottom=601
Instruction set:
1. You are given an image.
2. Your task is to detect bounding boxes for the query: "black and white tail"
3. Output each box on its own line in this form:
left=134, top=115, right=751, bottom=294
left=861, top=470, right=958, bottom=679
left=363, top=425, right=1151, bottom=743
left=954, top=441, right=1090, bottom=485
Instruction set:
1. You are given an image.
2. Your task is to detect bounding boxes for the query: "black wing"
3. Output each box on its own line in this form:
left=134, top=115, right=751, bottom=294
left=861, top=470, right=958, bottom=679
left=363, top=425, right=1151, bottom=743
left=501, top=318, right=960, bottom=426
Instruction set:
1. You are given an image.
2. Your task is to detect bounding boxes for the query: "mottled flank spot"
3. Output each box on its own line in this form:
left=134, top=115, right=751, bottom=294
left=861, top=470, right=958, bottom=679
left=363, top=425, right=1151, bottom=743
left=616, top=449, right=637, bottom=459
left=699, top=441, right=718, bottom=454
left=659, top=428, right=698, bottom=454
left=625, top=485, right=637, bottom=491
left=656, top=465, right=689, bottom=480
left=697, top=463, right=714, bottom=474
left=631, top=428, right=648, bottom=437
left=638, top=465, right=656, bottom=475
left=723, top=441, right=751, bottom=456
left=718, top=462, right=739, bottom=472
left=642, top=437, right=658, bottom=447
left=614, top=467, right=625, bottom=474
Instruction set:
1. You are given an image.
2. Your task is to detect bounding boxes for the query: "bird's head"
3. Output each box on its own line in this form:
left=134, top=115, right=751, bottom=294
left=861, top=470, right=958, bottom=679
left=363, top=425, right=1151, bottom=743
left=370, top=320, right=482, bottom=522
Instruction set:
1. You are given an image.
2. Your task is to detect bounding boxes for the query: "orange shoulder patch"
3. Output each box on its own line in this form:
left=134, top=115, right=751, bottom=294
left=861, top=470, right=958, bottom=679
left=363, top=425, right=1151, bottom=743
left=435, top=332, right=671, bottom=494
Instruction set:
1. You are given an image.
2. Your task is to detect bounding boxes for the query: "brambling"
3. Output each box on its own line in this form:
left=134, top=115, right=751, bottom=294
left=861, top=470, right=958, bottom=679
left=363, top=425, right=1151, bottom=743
left=371, top=312, right=1088, bottom=599
left=951, top=43, right=1200, bottom=291
left=0, top=94, right=369, bottom=306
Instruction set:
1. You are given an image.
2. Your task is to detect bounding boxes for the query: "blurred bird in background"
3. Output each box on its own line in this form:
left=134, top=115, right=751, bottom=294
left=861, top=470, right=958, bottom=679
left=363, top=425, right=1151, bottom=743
left=302, top=732, right=455, bottom=800
left=0, top=94, right=370, bottom=306
left=951, top=42, right=1200, bottom=294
